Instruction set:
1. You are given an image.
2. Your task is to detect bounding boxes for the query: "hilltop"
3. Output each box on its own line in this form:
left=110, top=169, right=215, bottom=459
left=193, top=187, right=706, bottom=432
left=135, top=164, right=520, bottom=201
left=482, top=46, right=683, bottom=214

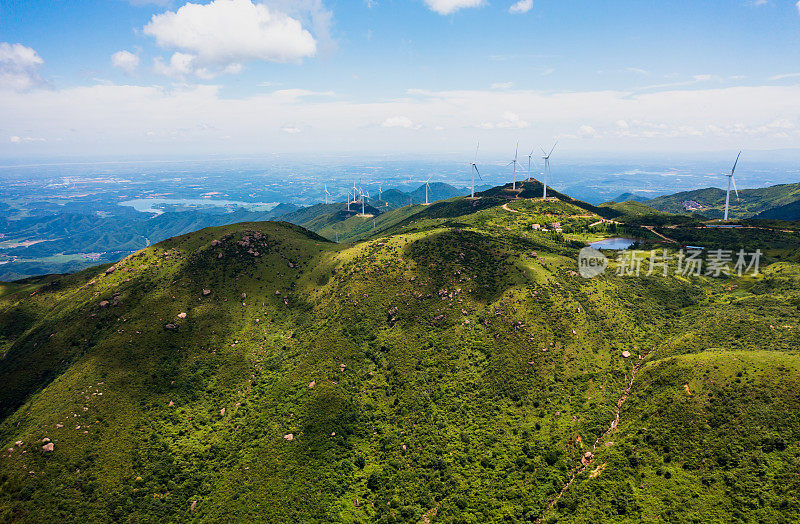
left=1, top=187, right=800, bottom=522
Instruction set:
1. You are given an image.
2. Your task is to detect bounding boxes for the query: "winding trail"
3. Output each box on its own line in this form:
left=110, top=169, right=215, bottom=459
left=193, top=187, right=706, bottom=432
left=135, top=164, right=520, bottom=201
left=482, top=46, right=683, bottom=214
left=537, top=348, right=655, bottom=522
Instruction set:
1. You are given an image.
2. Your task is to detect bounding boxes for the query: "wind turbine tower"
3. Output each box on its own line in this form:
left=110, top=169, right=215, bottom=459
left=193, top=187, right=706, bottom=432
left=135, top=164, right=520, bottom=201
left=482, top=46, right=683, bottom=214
left=526, top=149, right=535, bottom=181
left=324, top=184, right=330, bottom=204
left=723, top=151, right=742, bottom=221
left=541, top=141, right=558, bottom=200
left=508, top=142, right=522, bottom=191
left=470, top=142, right=481, bottom=199
left=424, top=176, right=432, bottom=204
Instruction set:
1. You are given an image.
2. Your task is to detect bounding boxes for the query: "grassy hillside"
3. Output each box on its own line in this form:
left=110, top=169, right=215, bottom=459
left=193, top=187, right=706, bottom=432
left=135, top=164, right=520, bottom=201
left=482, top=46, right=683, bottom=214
left=645, top=182, right=800, bottom=219
left=1, top=193, right=800, bottom=522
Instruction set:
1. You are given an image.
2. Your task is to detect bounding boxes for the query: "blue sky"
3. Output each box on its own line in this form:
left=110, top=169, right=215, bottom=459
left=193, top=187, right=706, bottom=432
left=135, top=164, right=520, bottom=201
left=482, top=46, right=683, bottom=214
left=1, top=0, right=800, bottom=158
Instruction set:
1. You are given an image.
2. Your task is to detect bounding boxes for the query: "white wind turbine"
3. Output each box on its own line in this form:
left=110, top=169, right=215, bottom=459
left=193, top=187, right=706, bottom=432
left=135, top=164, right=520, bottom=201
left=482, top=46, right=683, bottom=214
left=526, top=149, right=536, bottom=181
left=540, top=141, right=558, bottom=200
left=723, top=151, right=742, bottom=221
left=507, top=142, right=522, bottom=191
left=470, top=142, right=482, bottom=199
left=424, top=175, right=433, bottom=204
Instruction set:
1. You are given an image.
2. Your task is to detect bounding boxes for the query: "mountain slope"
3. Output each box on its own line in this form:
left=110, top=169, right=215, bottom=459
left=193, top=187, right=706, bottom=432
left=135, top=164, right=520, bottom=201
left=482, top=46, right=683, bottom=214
left=1, top=197, right=800, bottom=522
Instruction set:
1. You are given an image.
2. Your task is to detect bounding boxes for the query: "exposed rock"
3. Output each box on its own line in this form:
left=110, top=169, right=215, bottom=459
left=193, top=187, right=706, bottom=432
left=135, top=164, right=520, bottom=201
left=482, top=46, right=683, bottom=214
left=177, top=312, right=187, bottom=319
left=308, top=381, right=316, bottom=389
left=99, top=300, right=110, bottom=308
left=622, top=351, right=631, bottom=358
left=14, top=441, right=22, bottom=447
left=105, top=266, right=116, bottom=275
left=42, top=438, right=50, bottom=443
left=220, top=408, right=226, bottom=416
left=168, top=401, right=174, bottom=407
left=284, top=433, right=294, bottom=441
left=42, top=443, right=54, bottom=453
left=202, top=289, right=211, bottom=296
left=165, top=323, right=177, bottom=330
left=190, top=500, right=197, bottom=511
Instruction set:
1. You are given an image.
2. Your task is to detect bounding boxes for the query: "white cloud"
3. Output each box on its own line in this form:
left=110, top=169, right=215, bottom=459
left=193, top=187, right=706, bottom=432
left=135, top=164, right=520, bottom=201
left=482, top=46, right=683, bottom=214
left=10, top=135, right=46, bottom=143
left=111, top=50, right=140, bottom=74
left=578, top=125, right=598, bottom=138
left=424, top=0, right=483, bottom=15
left=797, top=0, right=800, bottom=14
left=770, top=73, right=800, bottom=81
left=143, top=0, right=317, bottom=78
left=281, top=125, right=302, bottom=134
left=153, top=52, right=199, bottom=79
left=478, top=111, right=529, bottom=129
left=381, top=116, right=420, bottom=129
left=0, top=42, right=45, bottom=92
left=4, top=83, right=800, bottom=156
left=509, top=0, right=533, bottom=14
left=490, top=82, right=514, bottom=89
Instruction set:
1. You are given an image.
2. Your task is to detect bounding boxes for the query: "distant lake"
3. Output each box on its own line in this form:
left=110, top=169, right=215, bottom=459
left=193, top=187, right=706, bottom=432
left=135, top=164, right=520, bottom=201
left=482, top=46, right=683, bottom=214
left=589, top=237, right=637, bottom=250
left=119, top=198, right=279, bottom=215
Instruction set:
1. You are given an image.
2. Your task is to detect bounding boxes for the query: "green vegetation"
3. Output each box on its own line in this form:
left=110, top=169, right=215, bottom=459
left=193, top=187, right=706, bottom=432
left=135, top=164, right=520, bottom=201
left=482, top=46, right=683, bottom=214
left=1, top=189, right=800, bottom=522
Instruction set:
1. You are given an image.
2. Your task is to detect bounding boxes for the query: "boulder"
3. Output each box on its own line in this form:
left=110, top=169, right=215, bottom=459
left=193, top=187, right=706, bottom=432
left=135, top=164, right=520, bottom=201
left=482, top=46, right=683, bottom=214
left=105, top=266, right=116, bottom=275
left=308, top=381, right=316, bottom=389
left=165, top=323, right=177, bottom=330
left=42, top=443, right=54, bottom=452
left=202, top=289, right=211, bottom=296
left=284, top=433, right=294, bottom=441
left=622, top=351, right=631, bottom=358
left=177, top=312, right=187, bottom=319
left=99, top=300, right=110, bottom=308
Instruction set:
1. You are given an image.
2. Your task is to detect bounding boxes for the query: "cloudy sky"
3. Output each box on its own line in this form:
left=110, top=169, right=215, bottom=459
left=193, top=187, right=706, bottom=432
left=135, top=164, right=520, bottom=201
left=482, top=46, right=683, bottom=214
left=2, top=0, right=800, bottom=158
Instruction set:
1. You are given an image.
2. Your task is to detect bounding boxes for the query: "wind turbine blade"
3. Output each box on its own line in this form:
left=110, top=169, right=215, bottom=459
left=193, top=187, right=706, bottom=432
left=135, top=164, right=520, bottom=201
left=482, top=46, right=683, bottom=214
left=731, top=150, right=741, bottom=175
left=474, top=165, right=482, bottom=180
left=474, top=141, right=480, bottom=163
left=540, top=147, right=548, bottom=156
left=549, top=140, right=558, bottom=157
left=426, top=175, right=433, bottom=183
left=515, top=141, right=519, bottom=160
left=732, top=176, right=739, bottom=200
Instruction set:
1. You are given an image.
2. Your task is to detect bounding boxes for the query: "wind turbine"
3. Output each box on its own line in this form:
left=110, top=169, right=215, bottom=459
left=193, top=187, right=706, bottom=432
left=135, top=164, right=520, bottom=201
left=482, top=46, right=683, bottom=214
left=541, top=141, right=558, bottom=200
left=424, top=175, right=433, bottom=204
left=507, top=142, right=522, bottom=191
left=470, top=142, right=482, bottom=199
left=723, top=151, right=742, bottom=221
left=526, top=149, right=536, bottom=181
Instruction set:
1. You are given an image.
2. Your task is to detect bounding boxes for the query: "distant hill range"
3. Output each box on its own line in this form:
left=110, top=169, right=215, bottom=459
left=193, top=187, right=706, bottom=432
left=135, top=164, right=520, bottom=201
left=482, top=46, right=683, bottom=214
left=608, top=192, right=651, bottom=203
left=643, top=182, right=800, bottom=220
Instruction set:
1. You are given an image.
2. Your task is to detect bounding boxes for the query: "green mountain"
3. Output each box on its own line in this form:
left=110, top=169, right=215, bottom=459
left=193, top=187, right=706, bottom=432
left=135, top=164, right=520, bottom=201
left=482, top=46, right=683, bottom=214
left=754, top=199, right=800, bottom=221
left=2, top=189, right=800, bottom=522
left=645, top=182, right=800, bottom=219
left=608, top=192, right=651, bottom=203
